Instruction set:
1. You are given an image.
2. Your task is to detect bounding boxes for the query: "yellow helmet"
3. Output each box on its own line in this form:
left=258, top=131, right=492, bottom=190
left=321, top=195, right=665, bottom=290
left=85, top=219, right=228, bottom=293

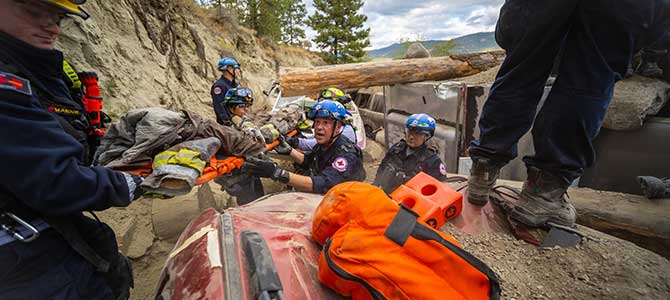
left=41, top=0, right=90, bottom=20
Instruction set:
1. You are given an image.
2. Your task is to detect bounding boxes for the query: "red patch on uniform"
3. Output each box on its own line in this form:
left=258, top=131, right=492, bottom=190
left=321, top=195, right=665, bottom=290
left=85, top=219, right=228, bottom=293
left=0, top=71, right=31, bottom=96
left=214, top=87, right=222, bottom=95
left=332, top=157, right=349, bottom=173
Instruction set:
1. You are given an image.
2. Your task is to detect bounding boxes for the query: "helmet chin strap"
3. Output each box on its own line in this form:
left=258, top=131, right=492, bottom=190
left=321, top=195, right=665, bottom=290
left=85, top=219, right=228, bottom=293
left=224, top=67, right=237, bottom=84
left=324, top=121, right=343, bottom=147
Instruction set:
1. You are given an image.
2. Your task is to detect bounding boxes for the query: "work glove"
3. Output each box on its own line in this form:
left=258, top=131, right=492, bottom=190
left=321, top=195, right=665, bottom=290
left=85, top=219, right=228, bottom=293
left=273, top=136, right=293, bottom=155
left=286, top=135, right=300, bottom=149
left=241, top=156, right=290, bottom=183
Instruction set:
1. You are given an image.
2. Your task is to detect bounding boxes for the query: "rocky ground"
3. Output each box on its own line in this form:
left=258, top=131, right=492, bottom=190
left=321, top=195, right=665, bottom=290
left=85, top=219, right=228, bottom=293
left=97, top=140, right=670, bottom=300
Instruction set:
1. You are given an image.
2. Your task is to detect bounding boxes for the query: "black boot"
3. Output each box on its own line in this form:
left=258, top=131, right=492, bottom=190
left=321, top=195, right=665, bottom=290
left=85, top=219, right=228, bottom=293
left=637, top=176, right=670, bottom=199
left=637, top=61, right=664, bottom=78
left=511, top=166, right=576, bottom=227
left=467, top=158, right=503, bottom=206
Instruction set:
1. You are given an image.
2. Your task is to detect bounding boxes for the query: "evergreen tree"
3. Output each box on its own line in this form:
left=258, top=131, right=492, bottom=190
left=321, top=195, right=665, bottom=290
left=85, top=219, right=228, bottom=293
left=240, top=0, right=283, bottom=42
left=280, top=0, right=307, bottom=45
left=308, top=0, right=371, bottom=64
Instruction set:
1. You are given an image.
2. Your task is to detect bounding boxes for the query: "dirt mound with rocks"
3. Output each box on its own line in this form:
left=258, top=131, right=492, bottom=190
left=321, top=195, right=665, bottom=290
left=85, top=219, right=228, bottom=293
left=446, top=223, right=670, bottom=300
left=56, top=0, right=322, bottom=119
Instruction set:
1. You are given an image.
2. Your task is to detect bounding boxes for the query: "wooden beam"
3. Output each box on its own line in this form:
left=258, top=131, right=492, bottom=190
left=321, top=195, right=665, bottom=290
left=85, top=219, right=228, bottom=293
left=279, top=51, right=506, bottom=97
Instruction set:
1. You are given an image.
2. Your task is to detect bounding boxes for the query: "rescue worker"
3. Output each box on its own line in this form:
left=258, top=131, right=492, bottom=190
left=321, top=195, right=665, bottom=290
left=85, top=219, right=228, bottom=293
left=0, top=0, right=143, bottom=299
left=211, top=57, right=240, bottom=124
left=467, top=0, right=670, bottom=227
left=373, top=113, right=447, bottom=194
left=213, top=87, right=265, bottom=204
left=241, top=100, right=365, bottom=194
left=288, top=87, right=357, bottom=152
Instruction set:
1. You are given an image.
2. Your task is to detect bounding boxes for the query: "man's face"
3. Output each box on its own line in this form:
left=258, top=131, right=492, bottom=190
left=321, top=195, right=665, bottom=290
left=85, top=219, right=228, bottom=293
left=230, top=103, right=250, bottom=117
left=405, top=128, right=428, bottom=148
left=0, top=0, right=67, bottom=49
left=313, top=117, right=341, bottom=145
left=223, top=66, right=240, bottom=80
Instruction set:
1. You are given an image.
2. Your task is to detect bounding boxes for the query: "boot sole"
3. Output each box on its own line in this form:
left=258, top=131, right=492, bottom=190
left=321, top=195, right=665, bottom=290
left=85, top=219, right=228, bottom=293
left=467, top=195, right=489, bottom=206
left=510, top=208, right=575, bottom=228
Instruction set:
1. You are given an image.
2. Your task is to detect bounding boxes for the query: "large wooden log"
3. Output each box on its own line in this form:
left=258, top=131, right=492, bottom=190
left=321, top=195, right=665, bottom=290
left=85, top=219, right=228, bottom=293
left=279, top=51, right=506, bottom=97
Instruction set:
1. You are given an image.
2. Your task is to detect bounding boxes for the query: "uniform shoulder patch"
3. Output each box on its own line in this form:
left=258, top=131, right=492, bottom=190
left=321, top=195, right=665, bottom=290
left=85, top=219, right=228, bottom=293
left=0, top=71, right=31, bottom=96
left=332, top=157, right=349, bottom=173
left=214, top=86, right=222, bottom=95
left=439, top=163, right=447, bottom=176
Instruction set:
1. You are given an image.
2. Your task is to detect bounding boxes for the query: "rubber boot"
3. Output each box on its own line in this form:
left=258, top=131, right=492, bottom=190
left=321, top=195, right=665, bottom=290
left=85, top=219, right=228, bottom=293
left=637, top=61, right=664, bottom=78
left=510, top=166, right=576, bottom=227
left=467, top=158, right=502, bottom=206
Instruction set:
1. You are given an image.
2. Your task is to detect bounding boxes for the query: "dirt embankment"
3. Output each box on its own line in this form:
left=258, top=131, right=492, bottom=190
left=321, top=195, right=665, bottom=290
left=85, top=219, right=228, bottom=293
left=56, top=0, right=322, bottom=119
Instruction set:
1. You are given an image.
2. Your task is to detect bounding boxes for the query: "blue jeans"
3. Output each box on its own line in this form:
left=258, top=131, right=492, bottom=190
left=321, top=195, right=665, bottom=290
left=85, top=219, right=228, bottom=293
left=0, top=229, right=114, bottom=300
left=469, top=0, right=669, bottom=183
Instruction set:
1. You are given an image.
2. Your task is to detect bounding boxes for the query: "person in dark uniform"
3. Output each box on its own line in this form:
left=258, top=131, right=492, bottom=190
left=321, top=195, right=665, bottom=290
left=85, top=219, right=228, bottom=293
left=0, top=0, right=143, bottom=299
left=241, top=100, right=365, bottom=194
left=373, top=113, right=447, bottom=194
left=213, top=87, right=265, bottom=205
left=289, top=87, right=358, bottom=152
left=211, top=57, right=240, bottom=124
left=467, top=0, right=670, bottom=227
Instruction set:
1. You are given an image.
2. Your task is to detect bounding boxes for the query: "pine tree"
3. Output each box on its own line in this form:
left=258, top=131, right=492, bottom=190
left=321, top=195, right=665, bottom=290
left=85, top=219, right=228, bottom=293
left=239, top=0, right=283, bottom=42
left=280, top=0, right=307, bottom=45
left=308, top=0, right=370, bottom=64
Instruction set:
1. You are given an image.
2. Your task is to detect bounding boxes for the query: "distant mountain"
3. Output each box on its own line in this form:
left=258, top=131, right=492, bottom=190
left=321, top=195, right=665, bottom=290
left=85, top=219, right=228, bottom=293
left=367, top=32, right=500, bottom=59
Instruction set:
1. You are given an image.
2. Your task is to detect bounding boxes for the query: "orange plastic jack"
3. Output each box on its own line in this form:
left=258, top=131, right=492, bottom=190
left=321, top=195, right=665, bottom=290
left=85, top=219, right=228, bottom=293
left=390, top=172, right=463, bottom=229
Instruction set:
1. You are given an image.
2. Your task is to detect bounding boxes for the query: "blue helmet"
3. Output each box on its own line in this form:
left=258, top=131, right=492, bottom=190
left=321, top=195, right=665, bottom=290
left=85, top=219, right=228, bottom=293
left=224, top=87, right=254, bottom=106
left=308, top=100, right=351, bottom=124
left=217, top=57, right=240, bottom=71
left=405, top=113, right=436, bottom=137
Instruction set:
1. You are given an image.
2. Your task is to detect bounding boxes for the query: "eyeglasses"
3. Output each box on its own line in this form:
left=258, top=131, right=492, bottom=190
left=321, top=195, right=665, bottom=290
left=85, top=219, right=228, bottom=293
left=236, top=103, right=252, bottom=108
left=406, top=128, right=428, bottom=136
left=12, top=0, right=71, bottom=27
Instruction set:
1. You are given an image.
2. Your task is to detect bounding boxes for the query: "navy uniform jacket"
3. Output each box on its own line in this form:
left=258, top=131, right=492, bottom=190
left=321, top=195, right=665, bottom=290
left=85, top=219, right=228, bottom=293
left=373, top=139, right=447, bottom=194
left=0, top=35, right=135, bottom=217
left=210, top=76, right=237, bottom=124
left=300, top=135, right=365, bottom=194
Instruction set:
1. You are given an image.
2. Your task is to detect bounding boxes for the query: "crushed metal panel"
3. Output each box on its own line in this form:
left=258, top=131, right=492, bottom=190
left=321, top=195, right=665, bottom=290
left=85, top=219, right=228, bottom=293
left=387, top=82, right=462, bottom=125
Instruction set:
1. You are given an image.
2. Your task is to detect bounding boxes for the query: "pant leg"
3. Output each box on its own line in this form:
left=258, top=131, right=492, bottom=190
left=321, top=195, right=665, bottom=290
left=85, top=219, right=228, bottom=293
left=0, top=229, right=114, bottom=300
left=525, top=0, right=664, bottom=183
left=469, top=0, right=579, bottom=163
left=235, top=177, right=265, bottom=206
left=224, top=173, right=264, bottom=206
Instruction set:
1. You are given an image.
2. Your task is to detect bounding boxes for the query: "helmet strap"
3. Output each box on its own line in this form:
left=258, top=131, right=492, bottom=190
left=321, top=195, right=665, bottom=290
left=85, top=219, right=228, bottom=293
left=317, top=120, right=342, bottom=148
left=223, top=67, right=237, bottom=83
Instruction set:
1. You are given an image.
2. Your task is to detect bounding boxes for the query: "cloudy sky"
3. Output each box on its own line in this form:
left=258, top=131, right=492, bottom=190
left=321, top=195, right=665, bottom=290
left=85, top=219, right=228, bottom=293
left=304, top=0, right=504, bottom=50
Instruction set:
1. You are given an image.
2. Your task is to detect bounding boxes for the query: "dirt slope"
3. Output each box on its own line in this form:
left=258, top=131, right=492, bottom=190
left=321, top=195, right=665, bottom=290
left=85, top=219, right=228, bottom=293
left=55, top=0, right=322, bottom=119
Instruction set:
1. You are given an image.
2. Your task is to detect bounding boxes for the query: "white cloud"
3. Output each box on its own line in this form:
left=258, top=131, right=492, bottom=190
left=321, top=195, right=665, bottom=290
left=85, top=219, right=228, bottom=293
left=302, top=0, right=503, bottom=49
